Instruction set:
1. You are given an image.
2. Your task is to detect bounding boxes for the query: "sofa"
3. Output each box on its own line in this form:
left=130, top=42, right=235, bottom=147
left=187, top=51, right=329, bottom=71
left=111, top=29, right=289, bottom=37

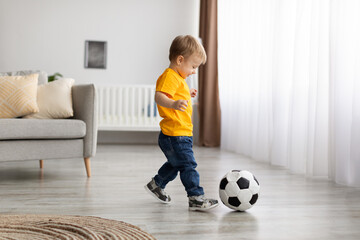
left=0, top=70, right=97, bottom=177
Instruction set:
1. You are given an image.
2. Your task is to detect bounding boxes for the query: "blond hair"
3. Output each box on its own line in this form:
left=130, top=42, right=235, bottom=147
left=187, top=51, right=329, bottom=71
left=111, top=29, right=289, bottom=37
left=169, top=35, right=207, bottom=64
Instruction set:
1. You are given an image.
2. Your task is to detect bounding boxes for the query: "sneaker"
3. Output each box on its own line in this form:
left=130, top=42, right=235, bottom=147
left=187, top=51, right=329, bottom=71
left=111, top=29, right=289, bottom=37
left=188, top=195, right=219, bottom=211
left=144, top=178, right=171, bottom=204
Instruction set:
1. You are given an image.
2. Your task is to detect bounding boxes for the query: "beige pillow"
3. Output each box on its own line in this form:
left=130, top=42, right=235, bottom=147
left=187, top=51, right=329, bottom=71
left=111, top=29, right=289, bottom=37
left=0, top=74, right=39, bottom=118
left=24, top=78, right=75, bottom=119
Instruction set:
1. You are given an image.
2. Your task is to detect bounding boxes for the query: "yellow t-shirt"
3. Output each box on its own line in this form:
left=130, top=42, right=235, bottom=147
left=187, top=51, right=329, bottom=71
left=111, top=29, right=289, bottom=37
left=156, top=68, right=193, bottom=136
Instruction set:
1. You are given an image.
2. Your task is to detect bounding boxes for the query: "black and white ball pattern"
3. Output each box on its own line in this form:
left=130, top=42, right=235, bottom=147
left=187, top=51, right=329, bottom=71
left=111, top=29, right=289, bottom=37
left=219, top=170, right=260, bottom=211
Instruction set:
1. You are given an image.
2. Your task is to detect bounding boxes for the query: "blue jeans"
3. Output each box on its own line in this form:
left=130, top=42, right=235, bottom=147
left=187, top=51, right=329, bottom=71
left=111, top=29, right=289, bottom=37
left=154, top=132, right=204, bottom=197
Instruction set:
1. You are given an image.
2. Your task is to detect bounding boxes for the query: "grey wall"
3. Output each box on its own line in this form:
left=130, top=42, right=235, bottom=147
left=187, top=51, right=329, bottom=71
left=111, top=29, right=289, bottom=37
left=0, top=0, right=200, bottom=86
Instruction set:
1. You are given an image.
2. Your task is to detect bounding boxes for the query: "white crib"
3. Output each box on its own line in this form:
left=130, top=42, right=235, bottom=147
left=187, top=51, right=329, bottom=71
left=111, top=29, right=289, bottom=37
left=96, top=75, right=198, bottom=132
left=96, top=85, right=161, bottom=131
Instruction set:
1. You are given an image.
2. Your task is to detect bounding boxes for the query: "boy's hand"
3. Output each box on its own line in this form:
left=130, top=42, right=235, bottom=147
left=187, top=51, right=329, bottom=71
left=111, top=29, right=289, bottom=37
left=172, top=100, right=188, bottom=112
left=190, top=88, right=197, bottom=98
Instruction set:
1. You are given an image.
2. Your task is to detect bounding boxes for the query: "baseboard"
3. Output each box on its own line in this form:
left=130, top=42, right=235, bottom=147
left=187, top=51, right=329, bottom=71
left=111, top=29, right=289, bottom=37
left=97, top=131, right=159, bottom=144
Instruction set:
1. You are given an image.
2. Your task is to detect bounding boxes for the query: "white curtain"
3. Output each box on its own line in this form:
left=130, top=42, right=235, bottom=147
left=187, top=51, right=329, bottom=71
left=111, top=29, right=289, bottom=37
left=218, top=0, right=360, bottom=187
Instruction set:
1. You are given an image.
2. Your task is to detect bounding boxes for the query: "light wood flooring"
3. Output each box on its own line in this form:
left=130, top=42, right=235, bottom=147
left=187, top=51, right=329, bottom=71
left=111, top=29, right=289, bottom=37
left=1, top=144, right=360, bottom=240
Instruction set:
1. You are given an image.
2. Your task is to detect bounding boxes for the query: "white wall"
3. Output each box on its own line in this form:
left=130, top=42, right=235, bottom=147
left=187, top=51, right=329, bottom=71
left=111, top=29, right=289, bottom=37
left=0, top=0, right=200, bottom=85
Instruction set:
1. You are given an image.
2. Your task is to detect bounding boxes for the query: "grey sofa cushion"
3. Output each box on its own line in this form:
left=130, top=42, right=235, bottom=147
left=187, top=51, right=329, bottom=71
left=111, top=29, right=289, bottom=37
left=0, top=70, right=48, bottom=85
left=0, top=119, right=86, bottom=140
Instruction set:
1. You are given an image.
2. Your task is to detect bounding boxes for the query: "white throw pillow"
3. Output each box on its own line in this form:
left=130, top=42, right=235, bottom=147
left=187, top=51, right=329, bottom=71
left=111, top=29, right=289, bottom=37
left=24, top=78, right=75, bottom=119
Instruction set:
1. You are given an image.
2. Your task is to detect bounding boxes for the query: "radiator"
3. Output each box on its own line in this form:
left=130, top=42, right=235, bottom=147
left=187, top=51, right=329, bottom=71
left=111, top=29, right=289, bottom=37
left=96, top=85, right=161, bottom=131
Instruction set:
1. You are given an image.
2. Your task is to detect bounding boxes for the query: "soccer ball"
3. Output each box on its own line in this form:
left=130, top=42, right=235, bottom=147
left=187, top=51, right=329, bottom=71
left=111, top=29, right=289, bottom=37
left=219, top=170, right=260, bottom=211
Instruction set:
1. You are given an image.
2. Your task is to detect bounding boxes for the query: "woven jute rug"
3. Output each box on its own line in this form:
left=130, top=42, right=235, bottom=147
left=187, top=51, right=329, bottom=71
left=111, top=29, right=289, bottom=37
left=0, top=214, right=156, bottom=240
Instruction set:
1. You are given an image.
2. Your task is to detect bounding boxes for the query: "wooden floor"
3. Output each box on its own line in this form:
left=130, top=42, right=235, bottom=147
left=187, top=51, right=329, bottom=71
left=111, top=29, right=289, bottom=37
left=1, top=144, right=360, bottom=240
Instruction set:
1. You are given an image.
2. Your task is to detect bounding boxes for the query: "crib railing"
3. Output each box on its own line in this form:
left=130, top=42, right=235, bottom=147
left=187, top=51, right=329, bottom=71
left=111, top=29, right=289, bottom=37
left=96, top=85, right=161, bottom=131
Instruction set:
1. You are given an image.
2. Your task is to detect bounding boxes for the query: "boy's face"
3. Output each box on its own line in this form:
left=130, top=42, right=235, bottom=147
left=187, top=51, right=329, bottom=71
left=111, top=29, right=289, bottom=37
left=176, top=54, right=203, bottom=79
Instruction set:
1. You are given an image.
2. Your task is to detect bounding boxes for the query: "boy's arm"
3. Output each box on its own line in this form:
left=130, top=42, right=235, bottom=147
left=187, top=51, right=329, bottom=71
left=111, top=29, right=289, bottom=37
left=155, top=91, right=188, bottom=112
left=190, top=88, right=197, bottom=98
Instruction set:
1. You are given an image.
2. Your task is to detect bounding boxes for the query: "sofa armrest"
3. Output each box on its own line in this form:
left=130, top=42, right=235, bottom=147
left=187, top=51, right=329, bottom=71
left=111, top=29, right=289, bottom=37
left=72, top=84, right=98, bottom=158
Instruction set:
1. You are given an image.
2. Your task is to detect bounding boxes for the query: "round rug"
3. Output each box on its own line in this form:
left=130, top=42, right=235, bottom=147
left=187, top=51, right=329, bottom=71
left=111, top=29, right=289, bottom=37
left=0, top=215, right=156, bottom=240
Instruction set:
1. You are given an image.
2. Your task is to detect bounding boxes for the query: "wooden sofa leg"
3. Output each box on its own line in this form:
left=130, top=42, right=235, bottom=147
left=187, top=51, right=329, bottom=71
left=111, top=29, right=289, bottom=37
left=39, top=160, right=44, bottom=169
left=84, top=157, right=91, bottom=177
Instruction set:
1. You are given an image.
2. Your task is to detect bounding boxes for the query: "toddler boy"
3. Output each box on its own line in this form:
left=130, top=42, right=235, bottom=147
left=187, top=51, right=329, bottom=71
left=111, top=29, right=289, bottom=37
left=145, top=35, right=218, bottom=211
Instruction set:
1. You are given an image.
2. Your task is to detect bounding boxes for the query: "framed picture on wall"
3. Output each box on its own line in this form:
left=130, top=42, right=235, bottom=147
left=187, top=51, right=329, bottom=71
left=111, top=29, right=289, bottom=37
left=84, top=40, right=107, bottom=69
